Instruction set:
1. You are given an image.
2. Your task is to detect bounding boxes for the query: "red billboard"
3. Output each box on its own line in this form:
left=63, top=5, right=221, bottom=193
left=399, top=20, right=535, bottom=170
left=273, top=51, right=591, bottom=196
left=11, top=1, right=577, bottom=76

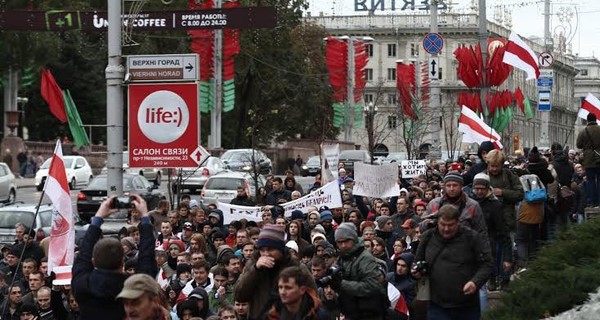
left=128, top=83, right=200, bottom=168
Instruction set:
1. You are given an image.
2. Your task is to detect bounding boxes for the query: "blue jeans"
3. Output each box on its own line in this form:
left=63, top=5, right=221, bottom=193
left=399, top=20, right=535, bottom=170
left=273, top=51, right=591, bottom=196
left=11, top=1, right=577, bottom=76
left=585, top=167, right=600, bottom=206
left=428, top=302, right=480, bottom=320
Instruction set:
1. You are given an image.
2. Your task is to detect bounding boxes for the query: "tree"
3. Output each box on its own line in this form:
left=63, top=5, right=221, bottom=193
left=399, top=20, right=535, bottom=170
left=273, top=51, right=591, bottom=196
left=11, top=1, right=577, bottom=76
left=440, top=91, right=462, bottom=160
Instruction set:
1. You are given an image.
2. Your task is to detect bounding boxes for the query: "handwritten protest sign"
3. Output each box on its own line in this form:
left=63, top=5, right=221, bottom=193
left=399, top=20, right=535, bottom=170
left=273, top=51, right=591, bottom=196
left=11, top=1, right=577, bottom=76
left=218, top=181, right=342, bottom=224
left=321, top=143, right=339, bottom=184
left=352, top=162, right=400, bottom=198
left=401, top=160, right=427, bottom=178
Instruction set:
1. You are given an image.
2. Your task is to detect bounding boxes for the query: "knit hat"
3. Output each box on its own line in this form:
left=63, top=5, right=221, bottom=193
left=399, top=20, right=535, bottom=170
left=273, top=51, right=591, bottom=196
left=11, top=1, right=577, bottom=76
left=121, top=237, right=136, bottom=251
left=399, top=188, right=408, bottom=195
left=413, top=200, right=427, bottom=210
left=315, top=239, right=333, bottom=250
left=588, top=113, right=597, bottom=122
left=285, top=240, right=299, bottom=253
left=334, top=222, right=358, bottom=243
left=401, top=218, right=417, bottom=229
left=189, top=199, right=199, bottom=208
left=311, top=232, right=326, bottom=244
left=176, top=263, right=192, bottom=276
left=473, top=173, right=491, bottom=188
left=313, top=224, right=326, bottom=235
left=443, top=171, right=464, bottom=185
left=257, top=224, right=286, bottom=253
left=290, top=210, right=304, bottom=220
left=376, top=216, right=392, bottom=229
left=167, top=239, right=185, bottom=252
left=319, top=210, right=333, bottom=222
left=528, top=146, right=541, bottom=163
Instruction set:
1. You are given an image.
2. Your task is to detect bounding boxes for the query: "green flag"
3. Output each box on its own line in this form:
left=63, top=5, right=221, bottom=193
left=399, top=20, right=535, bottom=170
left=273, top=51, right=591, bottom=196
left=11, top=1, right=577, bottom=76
left=523, top=97, right=534, bottom=121
left=63, top=90, right=90, bottom=148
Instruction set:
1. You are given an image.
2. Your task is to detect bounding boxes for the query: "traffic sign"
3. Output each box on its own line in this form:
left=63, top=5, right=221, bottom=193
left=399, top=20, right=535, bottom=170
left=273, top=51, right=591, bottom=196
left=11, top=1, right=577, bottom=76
left=127, top=54, right=199, bottom=82
left=128, top=83, right=200, bottom=168
left=540, top=69, right=553, bottom=78
left=190, top=146, right=210, bottom=166
left=538, top=52, right=553, bottom=67
left=537, top=77, right=553, bottom=87
left=428, top=57, right=439, bottom=80
left=538, top=90, right=552, bottom=111
left=423, top=33, right=444, bottom=55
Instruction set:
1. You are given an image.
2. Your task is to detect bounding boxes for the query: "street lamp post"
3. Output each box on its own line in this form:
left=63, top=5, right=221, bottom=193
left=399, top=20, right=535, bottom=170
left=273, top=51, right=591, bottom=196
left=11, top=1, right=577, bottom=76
left=364, top=102, right=378, bottom=164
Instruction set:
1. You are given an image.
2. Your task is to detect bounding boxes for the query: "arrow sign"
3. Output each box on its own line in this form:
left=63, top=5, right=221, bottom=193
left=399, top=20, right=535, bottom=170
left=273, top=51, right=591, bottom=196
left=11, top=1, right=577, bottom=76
left=428, top=57, right=439, bottom=80
left=190, top=146, right=210, bottom=166
left=185, top=63, right=193, bottom=72
left=538, top=52, right=553, bottom=67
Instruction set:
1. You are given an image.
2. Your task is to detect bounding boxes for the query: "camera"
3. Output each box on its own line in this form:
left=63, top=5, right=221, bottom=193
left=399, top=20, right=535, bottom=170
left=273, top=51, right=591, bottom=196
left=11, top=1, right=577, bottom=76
left=111, top=196, right=134, bottom=209
left=317, top=265, right=342, bottom=287
left=412, top=261, right=428, bottom=275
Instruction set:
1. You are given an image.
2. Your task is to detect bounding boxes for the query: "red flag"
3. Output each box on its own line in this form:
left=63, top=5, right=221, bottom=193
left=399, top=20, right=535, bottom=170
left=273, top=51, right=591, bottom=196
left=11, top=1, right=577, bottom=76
left=40, top=69, right=67, bottom=123
left=579, top=93, right=600, bottom=120
left=46, top=140, right=75, bottom=275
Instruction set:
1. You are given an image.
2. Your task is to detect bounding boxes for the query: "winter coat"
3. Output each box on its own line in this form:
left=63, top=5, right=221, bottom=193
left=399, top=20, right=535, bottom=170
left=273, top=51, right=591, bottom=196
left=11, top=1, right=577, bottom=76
left=474, top=191, right=512, bottom=262
left=487, top=168, right=524, bottom=232
left=576, top=122, right=600, bottom=168
left=386, top=271, right=416, bottom=307
left=72, top=217, right=158, bottom=320
left=415, top=225, right=493, bottom=309
left=552, top=152, right=575, bottom=187
left=336, top=242, right=389, bottom=320
left=426, top=192, right=488, bottom=237
left=527, top=160, right=555, bottom=188
left=234, top=252, right=299, bottom=320
left=231, top=195, right=257, bottom=206
left=262, top=288, right=328, bottom=320
left=265, top=189, right=292, bottom=205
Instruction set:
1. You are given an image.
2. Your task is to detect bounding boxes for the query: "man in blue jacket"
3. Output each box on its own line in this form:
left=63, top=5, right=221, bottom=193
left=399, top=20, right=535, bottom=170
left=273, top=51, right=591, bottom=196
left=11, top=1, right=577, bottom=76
left=72, top=194, right=158, bottom=320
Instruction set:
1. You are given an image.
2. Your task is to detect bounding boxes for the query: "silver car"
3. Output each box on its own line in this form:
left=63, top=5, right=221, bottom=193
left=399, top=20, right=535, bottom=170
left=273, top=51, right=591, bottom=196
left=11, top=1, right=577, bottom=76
left=172, top=156, right=228, bottom=194
left=0, top=162, right=16, bottom=203
left=201, top=172, right=265, bottom=205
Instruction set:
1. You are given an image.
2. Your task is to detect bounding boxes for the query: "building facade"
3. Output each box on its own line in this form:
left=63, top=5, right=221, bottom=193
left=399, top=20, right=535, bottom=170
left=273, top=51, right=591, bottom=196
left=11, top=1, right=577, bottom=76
left=307, top=11, right=580, bottom=159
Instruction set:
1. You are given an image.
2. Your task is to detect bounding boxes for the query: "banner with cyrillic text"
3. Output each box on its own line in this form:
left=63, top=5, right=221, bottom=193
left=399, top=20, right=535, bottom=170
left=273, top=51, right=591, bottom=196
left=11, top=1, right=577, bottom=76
left=353, top=162, right=400, bottom=198
left=218, top=181, right=343, bottom=224
left=401, top=160, right=427, bottom=178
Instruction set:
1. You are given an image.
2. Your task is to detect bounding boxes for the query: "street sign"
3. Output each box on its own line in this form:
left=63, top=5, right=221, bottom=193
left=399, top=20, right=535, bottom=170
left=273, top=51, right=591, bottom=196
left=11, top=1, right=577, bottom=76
left=540, top=69, right=554, bottom=78
left=128, top=83, right=200, bottom=168
left=190, top=146, right=210, bottom=166
left=428, top=57, right=439, bottom=80
left=423, top=32, right=444, bottom=55
left=127, top=54, right=199, bottom=82
left=538, top=89, right=552, bottom=111
left=538, top=52, right=553, bottom=67
left=537, top=77, right=553, bottom=87
left=0, top=7, right=277, bottom=31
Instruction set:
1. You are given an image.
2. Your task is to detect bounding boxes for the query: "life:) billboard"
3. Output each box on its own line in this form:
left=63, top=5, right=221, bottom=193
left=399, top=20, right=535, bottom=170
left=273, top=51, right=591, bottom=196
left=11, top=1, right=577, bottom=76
left=128, top=83, right=199, bottom=168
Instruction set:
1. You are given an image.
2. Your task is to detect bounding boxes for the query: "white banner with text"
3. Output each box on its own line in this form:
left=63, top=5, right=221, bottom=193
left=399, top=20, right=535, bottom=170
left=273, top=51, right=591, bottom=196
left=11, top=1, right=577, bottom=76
left=352, top=162, right=400, bottom=198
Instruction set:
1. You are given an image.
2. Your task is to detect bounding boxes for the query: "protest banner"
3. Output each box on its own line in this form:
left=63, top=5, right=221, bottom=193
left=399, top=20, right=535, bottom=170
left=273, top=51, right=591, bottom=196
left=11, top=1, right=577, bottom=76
left=321, top=143, right=339, bottom=184
left=401, top=160, right=427, bottom=178
left=352, top=162, right=400, bottom=198
left=218, top=181, right=342, bottom=224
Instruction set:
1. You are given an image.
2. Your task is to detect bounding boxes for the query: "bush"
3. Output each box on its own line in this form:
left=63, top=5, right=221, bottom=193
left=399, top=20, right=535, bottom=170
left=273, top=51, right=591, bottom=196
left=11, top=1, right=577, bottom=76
left=484, top=217, right=600, bottom=319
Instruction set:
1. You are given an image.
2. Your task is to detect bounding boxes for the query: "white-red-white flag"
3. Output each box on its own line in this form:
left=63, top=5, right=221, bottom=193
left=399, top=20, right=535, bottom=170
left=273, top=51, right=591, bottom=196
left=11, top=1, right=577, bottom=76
left=321, top=143, right=339, bottom=185
left=46, top=140, right=75, bottom=276
left=502, top=32, right=540, bottom=80
left=578, top=93, right=600, bottom=120
left=458, top=106, right=504, bottom=149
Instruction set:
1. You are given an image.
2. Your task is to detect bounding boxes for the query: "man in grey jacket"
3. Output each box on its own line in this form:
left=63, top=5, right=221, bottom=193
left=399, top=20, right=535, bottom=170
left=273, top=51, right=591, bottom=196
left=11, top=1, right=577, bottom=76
left=576, top=113, right=600, bottom=207
left=413, top=204, right=493, bottom=319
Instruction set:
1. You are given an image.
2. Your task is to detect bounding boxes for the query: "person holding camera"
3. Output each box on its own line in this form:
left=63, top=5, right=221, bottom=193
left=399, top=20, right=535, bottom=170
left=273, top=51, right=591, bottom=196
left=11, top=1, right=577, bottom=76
left=327, top=222, right=389, bottom=320
left=72, top=194, right=158, bottom=320
left=412, top=204, right=493, bottom=319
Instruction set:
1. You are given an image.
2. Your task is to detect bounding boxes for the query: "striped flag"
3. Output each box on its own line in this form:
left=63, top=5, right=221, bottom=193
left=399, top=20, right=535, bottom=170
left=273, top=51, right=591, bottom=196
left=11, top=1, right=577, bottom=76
left=459, top=106, right=504, bottom=149
left=502, top=32, right=540, bottom=80
left=578, top=93, right=600, bottom=120
left=46, top=140, right=75, bottom=276
left=321, top=144, right=339, bottom=185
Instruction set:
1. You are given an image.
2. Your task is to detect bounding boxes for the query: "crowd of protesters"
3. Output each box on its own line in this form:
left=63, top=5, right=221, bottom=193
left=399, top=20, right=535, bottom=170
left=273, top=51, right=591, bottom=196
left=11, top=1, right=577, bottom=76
left=0, top=114, right=597, bottom=320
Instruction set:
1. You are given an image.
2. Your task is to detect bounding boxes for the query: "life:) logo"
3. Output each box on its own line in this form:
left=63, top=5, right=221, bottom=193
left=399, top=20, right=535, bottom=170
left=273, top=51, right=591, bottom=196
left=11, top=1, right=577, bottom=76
left=137, top=90, right=189, bottom=144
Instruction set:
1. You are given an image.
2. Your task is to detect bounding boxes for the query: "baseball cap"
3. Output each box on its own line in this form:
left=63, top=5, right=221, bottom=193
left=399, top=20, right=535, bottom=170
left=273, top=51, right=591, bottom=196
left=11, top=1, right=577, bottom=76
left=183, top=222, right=193, bottom=230
left=401, top=219, right=417, bottom=229
left=117, top=274, right=161, bottom=300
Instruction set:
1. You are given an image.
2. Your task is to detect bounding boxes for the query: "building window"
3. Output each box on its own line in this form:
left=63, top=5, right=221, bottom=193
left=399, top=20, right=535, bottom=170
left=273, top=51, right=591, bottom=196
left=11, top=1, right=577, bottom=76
left=410, top=43, right=419, bottom=57
left=387, top=68, right=396, bottom=81
left=581, top=69, right=588, bottom=76
left=387, top=94, right=397, bottom=105
left=365, top=68, right=373, bottom=81
left=366, top=44, right=374, bottom=57
left=364, top=94, right=374, bottom=103
left=438, top=67, right=443, bottom=80
left=388, top=116, right=397, bottom=129
left=387, top=43, right=397, bottom=57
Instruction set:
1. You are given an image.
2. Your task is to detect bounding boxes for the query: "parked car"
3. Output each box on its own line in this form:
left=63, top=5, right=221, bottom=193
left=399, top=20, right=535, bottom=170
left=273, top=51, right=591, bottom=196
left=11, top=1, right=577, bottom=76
left=100, top=151, right=162, bottom=186
left=172, top=156, right=228, bottom=194
left=338, top=150, right=372, bottom=174
left=35, top=156, right=93, bottom=191
left=0, top=203, right=86, bottom=245
left=220, top=149, right=272, bottom=175
left=0, top=162, right=16, bottom=204
left=76, top=174, right=165, bottom=223
left=201, top=172, right=265, bottom=205
left=383, top=152, right=408, bottom=165
left=300, top=156, right=321, bottom=177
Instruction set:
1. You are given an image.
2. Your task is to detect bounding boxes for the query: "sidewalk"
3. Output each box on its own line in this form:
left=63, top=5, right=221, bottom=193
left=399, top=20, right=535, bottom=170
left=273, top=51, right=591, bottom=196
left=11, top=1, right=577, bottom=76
left=16, top=178, right=35, bottom=189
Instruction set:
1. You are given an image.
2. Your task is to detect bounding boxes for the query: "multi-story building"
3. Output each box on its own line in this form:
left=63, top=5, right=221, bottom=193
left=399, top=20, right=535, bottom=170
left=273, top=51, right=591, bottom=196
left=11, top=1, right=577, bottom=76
left=306, top=10, right=580, bottom=158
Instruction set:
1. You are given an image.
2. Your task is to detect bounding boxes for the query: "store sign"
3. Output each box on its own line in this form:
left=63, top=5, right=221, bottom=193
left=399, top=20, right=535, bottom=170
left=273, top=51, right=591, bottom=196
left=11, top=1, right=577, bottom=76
left=355, top=0, right=447, bottom=12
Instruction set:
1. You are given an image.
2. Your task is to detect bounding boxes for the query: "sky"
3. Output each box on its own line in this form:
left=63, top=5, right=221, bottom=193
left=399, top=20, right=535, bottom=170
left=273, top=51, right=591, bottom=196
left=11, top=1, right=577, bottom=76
left=306, top=0, right=600, bottom=58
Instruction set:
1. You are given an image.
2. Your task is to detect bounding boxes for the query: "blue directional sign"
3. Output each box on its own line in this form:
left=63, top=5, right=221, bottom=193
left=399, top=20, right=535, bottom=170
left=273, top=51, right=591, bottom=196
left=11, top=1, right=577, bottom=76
left=538, top=89, right=552, bottom=111
left=537, top=77, right=553, bottom=87
left=423, top=33, right=444, bottom=55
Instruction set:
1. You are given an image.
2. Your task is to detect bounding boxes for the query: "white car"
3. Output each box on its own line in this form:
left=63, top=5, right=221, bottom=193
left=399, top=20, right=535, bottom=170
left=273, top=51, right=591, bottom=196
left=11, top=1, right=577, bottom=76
left=0, top=163, right=16, bottom=203
left=35, top=156, right=93, bottom=191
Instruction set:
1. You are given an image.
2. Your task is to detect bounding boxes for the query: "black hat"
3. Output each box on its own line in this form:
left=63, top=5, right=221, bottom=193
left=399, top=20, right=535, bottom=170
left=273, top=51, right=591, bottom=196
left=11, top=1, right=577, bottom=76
left=587, top=113, right=597, bottom=122
left=528, top=146, right=541, bottom=163
left=176, top=263, right=192, bottom=276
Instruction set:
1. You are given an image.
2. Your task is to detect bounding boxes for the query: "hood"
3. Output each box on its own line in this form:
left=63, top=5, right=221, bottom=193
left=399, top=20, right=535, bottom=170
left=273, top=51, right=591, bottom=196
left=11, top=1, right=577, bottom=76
left=478, top=141, right=495, bottom=160
left=216, top=245, right=235, bottom=264
left=553, top=151, right=569, bottom=164
left=188, top=287, right=211, bottom=317
left=398, top=252, right=415, bottom=267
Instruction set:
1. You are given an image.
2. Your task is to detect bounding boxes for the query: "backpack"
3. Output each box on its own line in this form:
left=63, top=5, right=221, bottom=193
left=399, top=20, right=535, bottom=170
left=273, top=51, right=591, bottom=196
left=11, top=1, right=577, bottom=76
left=519, top=174, right=547, bottom=204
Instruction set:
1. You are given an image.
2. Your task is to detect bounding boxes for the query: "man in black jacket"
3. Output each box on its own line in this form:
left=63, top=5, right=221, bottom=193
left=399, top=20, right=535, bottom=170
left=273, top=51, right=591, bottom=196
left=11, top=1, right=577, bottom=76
left=72, top=194, right=158, bottom=320
left=266, top=177, right=292, bottom=205
left=230, top=186, right=256, bottom=206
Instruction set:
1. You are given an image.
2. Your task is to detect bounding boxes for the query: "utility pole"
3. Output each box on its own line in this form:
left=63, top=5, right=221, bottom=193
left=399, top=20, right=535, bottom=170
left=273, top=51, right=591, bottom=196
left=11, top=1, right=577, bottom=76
left=106, top=0, right=124, bottom=195
left=429, top=0, right=441, bottom=158
left=345, top=36, right=355, bottom=142
left=478, top=0, right=488, bottom=131
left=210, top=0, right=223, bottom=149
left=539, top=0, right=551, bottom=148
